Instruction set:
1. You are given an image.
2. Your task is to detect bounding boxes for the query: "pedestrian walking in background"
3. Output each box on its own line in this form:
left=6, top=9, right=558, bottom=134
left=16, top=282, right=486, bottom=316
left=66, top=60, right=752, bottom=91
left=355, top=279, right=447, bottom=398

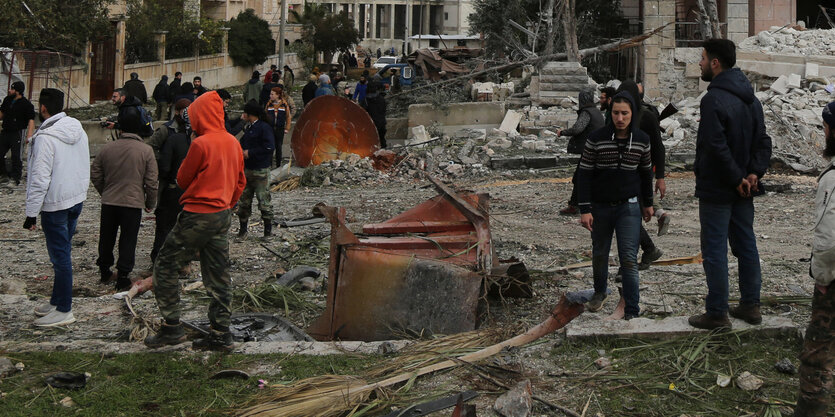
left=302, top=74, right=318, bottom=107
left=123, top=72, right=148, bottom=104
left=265, top=87, right=292, bottom=167
left=558, top=89, right=605, bottom=216
left=0, top=81, right=35, bottom=185
left=152, top=75, right=170, bottom=121
left=244, top=71, right=263, bottom=104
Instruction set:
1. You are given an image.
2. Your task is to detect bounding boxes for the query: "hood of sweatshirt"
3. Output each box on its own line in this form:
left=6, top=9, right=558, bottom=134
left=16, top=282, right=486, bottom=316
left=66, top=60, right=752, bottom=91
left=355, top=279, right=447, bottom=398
left=188, top=90, right=226, bottom=136
left=38, top=112, right=85, bottom=145
left=707, top=67, right=755, bottom=105
left=611, top=91, right=639, bottom=135
left=578, top=89, right=595, bottom=109
left=160, top=75, right=168, bottom=84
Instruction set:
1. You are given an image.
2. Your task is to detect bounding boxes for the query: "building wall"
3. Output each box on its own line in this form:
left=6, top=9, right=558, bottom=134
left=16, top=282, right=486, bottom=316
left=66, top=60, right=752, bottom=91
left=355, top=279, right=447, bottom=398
left=750, top=0, right=796, bottom=34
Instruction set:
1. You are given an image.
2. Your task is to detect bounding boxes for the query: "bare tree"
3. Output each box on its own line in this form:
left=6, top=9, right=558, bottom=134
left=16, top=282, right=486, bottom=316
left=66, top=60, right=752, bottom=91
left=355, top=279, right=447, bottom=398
left=562, top=0, right=580, bottom=61
left=696, top=0, right=722, bottom=39
left=543, top=0, right=557, bottom=55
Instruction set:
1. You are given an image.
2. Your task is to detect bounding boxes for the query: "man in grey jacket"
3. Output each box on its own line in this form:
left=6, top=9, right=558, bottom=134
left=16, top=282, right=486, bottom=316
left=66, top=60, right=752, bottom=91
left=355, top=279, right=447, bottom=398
left=24, top=88, right=90, bottom=327
left=91, top=105, right=158, bottom=291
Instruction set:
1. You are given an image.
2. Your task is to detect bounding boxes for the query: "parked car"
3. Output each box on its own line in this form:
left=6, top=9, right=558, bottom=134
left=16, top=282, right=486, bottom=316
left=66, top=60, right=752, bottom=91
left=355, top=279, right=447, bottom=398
left=372, top=56, right=400, bottom=69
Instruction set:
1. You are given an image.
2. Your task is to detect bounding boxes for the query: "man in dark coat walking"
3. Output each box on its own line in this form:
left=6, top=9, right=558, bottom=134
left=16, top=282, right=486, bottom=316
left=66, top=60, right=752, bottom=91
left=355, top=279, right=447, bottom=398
left=123, top=72, right=148, bottom=104
left=152, top=75, right=170, bottom=121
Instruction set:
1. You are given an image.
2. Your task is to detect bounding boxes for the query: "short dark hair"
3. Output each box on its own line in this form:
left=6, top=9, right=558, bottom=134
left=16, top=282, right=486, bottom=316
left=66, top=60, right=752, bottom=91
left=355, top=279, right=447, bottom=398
left=118, top=105, right=144, bottom=134
left=271, top=73, right=279, bottom=82
left=702, top=38, right=736, bottom=69
left=270, top=65, right=277, bottom=69
left=174, top=71, right=182, bottom=77
left=601, top=86, right=616, bottom=98
left=216, top=89, right=231, bottom=101
left=193, top=76, right=202, bottom=81
left=39, top=88, right=64, bottom=116
left=113, top=88, right=127, bottom=96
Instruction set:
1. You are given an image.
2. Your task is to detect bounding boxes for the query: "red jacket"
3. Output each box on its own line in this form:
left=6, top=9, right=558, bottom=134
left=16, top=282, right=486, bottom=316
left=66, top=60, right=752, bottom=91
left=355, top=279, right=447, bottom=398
left=264, top=70, right=274, bottom=84
left=177, top=91, right=246, bottom=213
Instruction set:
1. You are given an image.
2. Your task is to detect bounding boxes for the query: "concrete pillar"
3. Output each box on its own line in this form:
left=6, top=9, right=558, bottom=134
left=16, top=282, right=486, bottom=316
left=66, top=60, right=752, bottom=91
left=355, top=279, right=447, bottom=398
left=641, top=0, right=675, bottom=99
left=220, top=27, right=230, bottom=67
left=370, top=1, right=377, bottom=39
left=726, top=0, right=749, bottom=44
left=389, top=4, right=395, bottom=39
left=154, top=31, right=167, bottom=76
left=353, top=1, right=360, bottom=31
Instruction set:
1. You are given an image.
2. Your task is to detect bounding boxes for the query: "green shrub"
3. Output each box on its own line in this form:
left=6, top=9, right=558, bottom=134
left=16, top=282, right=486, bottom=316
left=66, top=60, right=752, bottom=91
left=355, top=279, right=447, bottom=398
left=227, top=9, right=275, bottom=67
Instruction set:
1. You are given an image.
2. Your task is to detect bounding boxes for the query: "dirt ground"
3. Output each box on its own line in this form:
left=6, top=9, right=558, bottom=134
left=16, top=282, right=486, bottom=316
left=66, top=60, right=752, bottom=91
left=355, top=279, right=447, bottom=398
left=0, top=167, right=820, bottom=414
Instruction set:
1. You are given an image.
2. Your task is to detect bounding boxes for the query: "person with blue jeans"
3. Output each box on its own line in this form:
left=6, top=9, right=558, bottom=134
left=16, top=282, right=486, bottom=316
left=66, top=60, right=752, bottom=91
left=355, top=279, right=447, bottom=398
left=688, top=39, right=772, bottom=330
left=576, top=91, right=654, bottom=319
left=24, top=88, right=90, bottom=327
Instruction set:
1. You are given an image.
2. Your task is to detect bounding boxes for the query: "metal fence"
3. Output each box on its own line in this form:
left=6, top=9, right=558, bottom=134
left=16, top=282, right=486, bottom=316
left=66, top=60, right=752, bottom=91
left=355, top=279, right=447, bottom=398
left=1, top=49, right=82, bottom=109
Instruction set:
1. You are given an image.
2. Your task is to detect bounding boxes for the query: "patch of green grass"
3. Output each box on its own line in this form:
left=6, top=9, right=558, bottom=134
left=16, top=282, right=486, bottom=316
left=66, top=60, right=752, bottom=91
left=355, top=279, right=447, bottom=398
left=0, top=351, right=379, bottom=417
left=549, top=329, right=801, bottom=416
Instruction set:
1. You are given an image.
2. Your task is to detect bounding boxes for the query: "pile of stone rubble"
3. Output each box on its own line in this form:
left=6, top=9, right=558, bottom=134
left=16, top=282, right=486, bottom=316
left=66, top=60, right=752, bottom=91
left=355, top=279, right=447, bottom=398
left=739, top=27, right=835, bottom=56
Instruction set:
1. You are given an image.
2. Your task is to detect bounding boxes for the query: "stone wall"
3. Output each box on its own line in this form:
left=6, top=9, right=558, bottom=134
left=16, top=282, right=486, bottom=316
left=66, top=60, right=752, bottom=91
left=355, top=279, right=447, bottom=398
left=642, top=0, right=676, bottom=99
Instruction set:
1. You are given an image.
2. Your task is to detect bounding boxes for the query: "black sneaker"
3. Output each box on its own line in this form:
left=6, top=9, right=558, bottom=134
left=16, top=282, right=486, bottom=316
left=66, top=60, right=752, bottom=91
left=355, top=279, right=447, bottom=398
left=193, top=330, right=234, bottom=352
left=144, top=323, right=186, bottom=348
left=115, top=273, right=132, bottom=291
left=624, top=313, right=639, bottom=320
left=638, top=247, right=663, bottom=270
left=586, top=291, right=608, bottom=312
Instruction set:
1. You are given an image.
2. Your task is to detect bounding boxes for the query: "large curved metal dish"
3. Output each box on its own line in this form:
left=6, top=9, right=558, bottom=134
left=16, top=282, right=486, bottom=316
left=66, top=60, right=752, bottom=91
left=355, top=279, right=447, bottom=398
left=291, top=95, right=380, bottom=166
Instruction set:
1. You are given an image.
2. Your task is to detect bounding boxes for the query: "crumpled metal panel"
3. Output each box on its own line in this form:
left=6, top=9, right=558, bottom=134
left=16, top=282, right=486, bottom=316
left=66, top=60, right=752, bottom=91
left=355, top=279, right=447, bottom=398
left=307, top=176, right=497, bottom=341
left=290, top=95, right=380, bottom=167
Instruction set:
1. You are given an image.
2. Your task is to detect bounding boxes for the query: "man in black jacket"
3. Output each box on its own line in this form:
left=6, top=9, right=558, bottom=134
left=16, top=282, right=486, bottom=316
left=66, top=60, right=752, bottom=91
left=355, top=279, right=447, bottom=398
left=152, top=75, right=169, bottom=120
left=559, top=89, right=605, bottom=215
left=123, top=72, right=148, bottom=104
left=0, top=81, right=35, bottom=185
left=688, top=39, right=772, bottom=330
left=302, top=74, right=318, bottom=107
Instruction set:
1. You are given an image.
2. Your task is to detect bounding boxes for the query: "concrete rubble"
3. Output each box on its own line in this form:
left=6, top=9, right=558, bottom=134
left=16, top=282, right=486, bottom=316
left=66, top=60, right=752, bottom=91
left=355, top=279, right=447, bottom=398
left=739, top=27, right=835, bottom=56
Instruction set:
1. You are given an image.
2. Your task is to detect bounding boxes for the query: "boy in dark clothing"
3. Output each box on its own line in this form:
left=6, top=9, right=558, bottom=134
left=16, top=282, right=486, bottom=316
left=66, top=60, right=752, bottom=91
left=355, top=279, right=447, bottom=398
left=0, top=81, right=36, bottom=184
left=302, top=74, right=318, bottom=107
left=365, top=81, right=387, bottom=148
left=168, top=72, right=182, bottom=103
left=237, top=100, right=275, bottom=238
left=688, top=39, right=772, bottom=330
left=576, top=92, right=654, bottom=319
left=152, top=75, right=170, bottom=121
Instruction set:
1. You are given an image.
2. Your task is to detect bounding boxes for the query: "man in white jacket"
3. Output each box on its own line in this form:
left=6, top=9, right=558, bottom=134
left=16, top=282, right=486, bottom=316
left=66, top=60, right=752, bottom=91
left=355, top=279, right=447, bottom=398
left=23, top=88, right=89, bottom=327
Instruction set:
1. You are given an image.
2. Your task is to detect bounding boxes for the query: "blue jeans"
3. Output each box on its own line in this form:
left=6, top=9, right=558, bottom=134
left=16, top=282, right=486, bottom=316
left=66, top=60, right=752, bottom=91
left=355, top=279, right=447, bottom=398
left=591, top=201, right=642, bottom=316
left=699, top=198, right=761, bottom=315
left=41, top=203, right=83, bottom=312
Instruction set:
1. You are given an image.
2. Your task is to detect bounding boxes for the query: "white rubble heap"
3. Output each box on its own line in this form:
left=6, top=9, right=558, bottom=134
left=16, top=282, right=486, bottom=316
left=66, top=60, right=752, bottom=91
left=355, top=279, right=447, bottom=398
left=663, top=76, right=831, bottom=173
left=739, top=27, right=835, bottom=56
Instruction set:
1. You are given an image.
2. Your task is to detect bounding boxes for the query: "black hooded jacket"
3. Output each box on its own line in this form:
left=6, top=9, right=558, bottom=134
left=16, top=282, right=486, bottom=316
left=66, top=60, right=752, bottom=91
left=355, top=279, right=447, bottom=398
left=561, top=90, right=605, bottom=154
left=695, top=68, right=772, bottom=202
left=617, top=80, right=665, bottom=179
left=575, top=92, right=654, bottom=214
left=152, top=76, right=169, bottom=102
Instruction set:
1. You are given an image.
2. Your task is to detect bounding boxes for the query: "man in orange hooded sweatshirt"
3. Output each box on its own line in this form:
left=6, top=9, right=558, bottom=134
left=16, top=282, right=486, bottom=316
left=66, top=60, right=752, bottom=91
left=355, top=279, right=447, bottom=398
left=145, top=91, right=246, bottom=351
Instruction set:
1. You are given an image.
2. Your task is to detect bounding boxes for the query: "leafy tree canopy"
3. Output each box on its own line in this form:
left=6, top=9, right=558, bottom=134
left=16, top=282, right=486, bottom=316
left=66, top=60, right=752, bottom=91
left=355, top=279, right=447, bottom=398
left=0, top=0, right=112, bottom=55
left=126, top=0, right=225, bottom=63
left=291, top=4, right=361, bottom=64
left=227, top=9, right=275, bottom=67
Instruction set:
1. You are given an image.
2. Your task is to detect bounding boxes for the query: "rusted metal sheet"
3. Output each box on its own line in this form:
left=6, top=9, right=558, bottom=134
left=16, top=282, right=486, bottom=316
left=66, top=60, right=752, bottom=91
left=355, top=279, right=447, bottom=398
left=290, top=95, right=380, bottom=167
left=309, top=176, right=508, bottom=341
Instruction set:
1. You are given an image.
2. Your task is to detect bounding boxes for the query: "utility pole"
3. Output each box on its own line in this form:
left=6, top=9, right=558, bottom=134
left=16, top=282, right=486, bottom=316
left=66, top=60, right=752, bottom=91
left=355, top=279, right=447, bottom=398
left=278, top=0, right=287, bottom=68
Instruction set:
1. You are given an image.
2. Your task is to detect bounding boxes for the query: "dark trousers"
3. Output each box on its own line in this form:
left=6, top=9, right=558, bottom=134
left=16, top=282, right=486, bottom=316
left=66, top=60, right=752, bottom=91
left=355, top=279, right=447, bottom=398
left=42, top=203, right=83, bottom=312
left=376, top=124, right=387, bottom=149
left=96, top=204, right=142, bottom=275
left=568, top=159, right=581, bottom=206
left=151, top=187, right=183, bottom=262
left=0, top=129, right=23, bottom=180
left=274, top=124, right=285, bottom=166
left=797, top=282, right=835, bottom=416
left=699, top=198, right=761, bottom=315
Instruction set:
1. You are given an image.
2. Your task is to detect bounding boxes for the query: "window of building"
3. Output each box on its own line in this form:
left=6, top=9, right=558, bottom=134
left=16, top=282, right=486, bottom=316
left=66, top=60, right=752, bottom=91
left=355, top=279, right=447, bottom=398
left=444, top=12, right=448, bottom=21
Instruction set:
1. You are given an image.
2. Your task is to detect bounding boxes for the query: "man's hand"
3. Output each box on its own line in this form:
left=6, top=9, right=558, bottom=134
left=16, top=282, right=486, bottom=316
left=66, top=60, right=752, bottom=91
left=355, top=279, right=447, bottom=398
left=655, top=178, right=666, bottom=199
left=580, top=213, right=593, bottom=231
left=746, top=173, right=759, bottom=193
left=104, top=121, right=116, bottom=129
left=736, top=178, right=751, bottom=198
left=642, top=207, right=654, bottom=222
left=23, top=217, right=36, bottom=230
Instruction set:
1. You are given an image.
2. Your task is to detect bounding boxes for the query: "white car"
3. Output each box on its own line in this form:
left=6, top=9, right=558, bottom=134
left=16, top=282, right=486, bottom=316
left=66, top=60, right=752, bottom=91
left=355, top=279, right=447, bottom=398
left=372, top=56, right=400, bottom=69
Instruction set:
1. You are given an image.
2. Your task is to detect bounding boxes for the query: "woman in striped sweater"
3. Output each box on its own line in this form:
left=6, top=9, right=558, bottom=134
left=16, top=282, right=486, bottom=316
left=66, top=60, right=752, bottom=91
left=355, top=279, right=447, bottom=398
left=576, top=91, right=655, bottom=319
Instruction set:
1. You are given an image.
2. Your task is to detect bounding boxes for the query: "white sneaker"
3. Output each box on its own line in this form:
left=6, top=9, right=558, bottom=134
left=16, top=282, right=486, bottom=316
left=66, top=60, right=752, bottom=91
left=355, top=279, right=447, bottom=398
left=34, top=310, right=76, bottom=327
left=34, top=303, right=56, bottom=317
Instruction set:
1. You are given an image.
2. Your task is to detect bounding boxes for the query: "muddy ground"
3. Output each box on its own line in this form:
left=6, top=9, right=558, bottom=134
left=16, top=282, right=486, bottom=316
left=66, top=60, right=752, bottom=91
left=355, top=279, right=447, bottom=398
left=0, top=167, right=819, bottom=414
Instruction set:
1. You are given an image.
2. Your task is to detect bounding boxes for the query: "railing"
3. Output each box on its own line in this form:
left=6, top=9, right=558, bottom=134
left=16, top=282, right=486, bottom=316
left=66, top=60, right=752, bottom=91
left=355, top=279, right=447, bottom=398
left=675, top=21, right=728, bottom=47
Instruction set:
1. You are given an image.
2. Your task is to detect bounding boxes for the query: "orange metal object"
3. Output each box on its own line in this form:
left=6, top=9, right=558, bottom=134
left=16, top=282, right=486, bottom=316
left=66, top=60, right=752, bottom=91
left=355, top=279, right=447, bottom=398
left=307, top=176, right=496, bottom=341
left=290, top=95, right=380, bottom=167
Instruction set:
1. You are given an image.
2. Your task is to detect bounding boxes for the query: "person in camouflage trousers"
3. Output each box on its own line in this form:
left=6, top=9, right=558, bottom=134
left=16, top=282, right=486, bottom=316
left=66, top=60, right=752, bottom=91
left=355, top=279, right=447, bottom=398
left=796, top=102, right=835, bottom=416
left=237, top=100, right=275, bottom=238
left=144, top=91, right=245, bottom=351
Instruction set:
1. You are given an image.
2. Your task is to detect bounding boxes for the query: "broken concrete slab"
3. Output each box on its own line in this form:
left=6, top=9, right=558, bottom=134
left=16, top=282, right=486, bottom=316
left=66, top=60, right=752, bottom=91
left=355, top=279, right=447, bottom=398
left=770, top=75, right=789, bottom=95
left=787, top=73, right=802, bottom=89
left=806, top=62, right=820, bottom=78
left=524, top=156, right=557, bottom=169
left=490, top=157, right=526, bottom=170
left=565, top=315, right=796, bottom=340
left=499, top=110, right=524, bottom=133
